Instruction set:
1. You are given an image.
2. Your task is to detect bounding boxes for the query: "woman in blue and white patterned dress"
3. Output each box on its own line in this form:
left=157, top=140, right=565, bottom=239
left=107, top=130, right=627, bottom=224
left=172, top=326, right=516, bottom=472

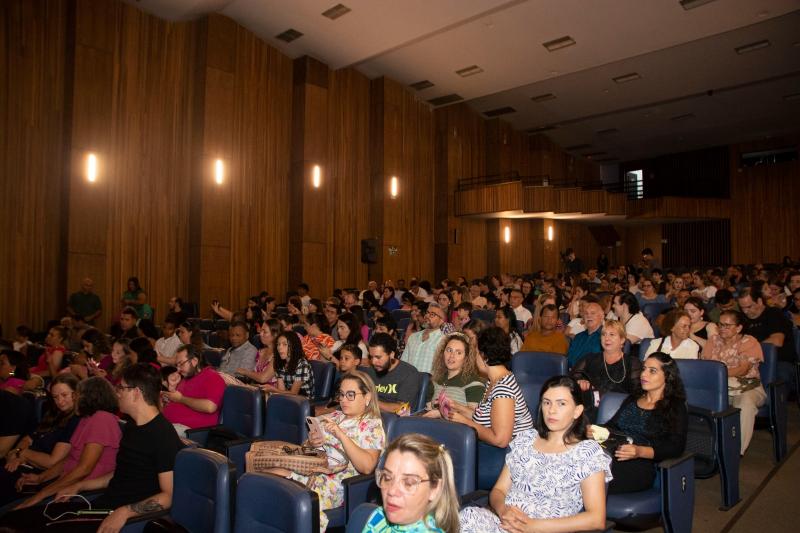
left=459, top=376, right=611, bottom=533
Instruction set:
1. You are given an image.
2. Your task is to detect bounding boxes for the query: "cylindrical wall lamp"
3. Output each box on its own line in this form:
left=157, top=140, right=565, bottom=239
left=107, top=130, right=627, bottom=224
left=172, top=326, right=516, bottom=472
left=503, top=225, right=511, bottom=244
left=547, top=225, right=554, bottom=241
left=312, top=164, right=322, bottom=188
left=390, top=176, right=399, bottom=198
left=214, top=159, right=224, bottom=185
left=86, top=153, right=98, bottom=183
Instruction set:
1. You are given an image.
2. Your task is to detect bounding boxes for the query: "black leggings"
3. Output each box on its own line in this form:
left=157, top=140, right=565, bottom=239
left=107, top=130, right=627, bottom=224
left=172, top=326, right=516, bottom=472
left=608, top=457, right=656, bottom=494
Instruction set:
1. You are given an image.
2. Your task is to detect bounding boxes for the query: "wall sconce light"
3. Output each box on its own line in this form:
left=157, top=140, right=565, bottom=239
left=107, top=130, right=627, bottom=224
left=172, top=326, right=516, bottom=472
left=214, top=159, right=224, bottom=185
left=503, top=226, right=511, bottom=244
left=547, top=225, right=554, bottom=241
left=312, top=164, right=321, bottom=188
left=390, top=176, right=399, bottom=198
left=86, top=153, right=98, bottom=183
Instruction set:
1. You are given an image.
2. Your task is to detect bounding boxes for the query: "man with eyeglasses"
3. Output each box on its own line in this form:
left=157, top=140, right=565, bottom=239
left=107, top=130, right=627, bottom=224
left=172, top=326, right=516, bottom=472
left=162, top=345, right=225, bottom=438
left=402, top=303, right=446, bottom=374
left=367, top=333, right=420, bottom=414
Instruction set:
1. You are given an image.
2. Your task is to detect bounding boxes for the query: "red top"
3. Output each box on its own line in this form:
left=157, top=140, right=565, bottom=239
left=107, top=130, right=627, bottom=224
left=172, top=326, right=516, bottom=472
left=163, top=367, right=225, bottom=429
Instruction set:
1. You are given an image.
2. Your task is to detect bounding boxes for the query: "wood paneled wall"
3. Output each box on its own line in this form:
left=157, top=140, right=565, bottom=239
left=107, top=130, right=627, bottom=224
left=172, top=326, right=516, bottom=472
left=0, top=0, right=68, bottom=332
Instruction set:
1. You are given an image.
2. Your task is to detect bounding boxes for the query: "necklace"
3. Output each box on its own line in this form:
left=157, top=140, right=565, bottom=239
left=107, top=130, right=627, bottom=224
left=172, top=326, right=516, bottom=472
left=604, top=352, right=626, bottom=384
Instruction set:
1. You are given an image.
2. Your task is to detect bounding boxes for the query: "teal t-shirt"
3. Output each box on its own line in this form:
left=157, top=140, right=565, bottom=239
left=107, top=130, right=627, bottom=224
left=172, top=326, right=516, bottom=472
left=363, top=507, right=444, bottom=533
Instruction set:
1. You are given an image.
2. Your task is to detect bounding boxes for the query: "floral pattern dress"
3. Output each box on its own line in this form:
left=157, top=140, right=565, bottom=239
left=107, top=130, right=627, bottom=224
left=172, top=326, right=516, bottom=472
left=459, top=429, right=611, bottom=532
left=290, top=411, right=385, bottom=531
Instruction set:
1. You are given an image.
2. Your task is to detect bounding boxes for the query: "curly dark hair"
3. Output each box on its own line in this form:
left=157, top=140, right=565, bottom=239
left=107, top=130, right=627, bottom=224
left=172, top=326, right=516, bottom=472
left=273, top=331, right=304, bottom=374
left=535, top=375, right=588, bottom=445
left=634, top=352, right=686, bottom=426
left=476, top=326, right=511, bottom=367
left=77, top=376, right=119, bottom=417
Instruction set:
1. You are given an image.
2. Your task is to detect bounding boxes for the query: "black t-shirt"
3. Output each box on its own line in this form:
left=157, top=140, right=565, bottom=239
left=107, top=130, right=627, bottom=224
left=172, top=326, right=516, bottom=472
left=368, top=360, right=421, bottom=409
left=29, top=415, right=80, bottom=454
left=94, top=413, right=184, bottom=510
left=0, top=392, right=35, bottom=437
left=744, top=307, right=796, bottom=362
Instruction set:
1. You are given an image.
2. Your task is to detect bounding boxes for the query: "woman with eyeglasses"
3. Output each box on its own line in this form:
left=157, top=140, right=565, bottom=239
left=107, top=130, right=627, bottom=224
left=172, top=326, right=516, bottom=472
left=4, top=377, right=121, bottom=512
left=268, top=371, right=384, bottom=532
left=635, top=276, right=667, bottom=308
left=423, top=333, right=484, bottom=417
left=459, top=376, right=610, bottom=533
left=701, top=310, right=765, bottom=455
left=367, top=433, right=460, bottom=533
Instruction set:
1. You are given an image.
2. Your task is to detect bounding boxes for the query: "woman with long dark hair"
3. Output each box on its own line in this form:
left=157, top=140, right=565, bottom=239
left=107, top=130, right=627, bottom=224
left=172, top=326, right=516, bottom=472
left=261, top=332, right=314, bottom=397
left=493, top=306, right=523, bottom=354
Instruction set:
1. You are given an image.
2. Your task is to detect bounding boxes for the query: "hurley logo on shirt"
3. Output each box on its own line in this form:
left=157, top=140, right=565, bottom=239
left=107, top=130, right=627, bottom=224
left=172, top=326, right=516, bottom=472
left=376, top=383, right=398, bottom=394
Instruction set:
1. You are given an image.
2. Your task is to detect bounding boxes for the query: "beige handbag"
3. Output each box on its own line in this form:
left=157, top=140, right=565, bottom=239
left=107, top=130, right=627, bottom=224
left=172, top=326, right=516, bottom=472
left=245, top=441, right=347, bottom=476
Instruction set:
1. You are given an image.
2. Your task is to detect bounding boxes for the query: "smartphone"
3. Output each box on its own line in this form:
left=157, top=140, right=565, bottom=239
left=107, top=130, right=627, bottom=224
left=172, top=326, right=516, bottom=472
left=306, top=416, right=324, bottom=439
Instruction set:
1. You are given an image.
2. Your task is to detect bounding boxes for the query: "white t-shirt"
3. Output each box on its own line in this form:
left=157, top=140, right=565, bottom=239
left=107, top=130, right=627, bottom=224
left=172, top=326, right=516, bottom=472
left=155, top=334, right=182, bottom=359
left=692, top=286, right=717, bottom=302
left=567, top=318, right=586, bottom=337
left=624, top=312, right=654, bottom=343
left=644, top=336, right=699, bottom=359
left=513, top=305, right=533, bottom=325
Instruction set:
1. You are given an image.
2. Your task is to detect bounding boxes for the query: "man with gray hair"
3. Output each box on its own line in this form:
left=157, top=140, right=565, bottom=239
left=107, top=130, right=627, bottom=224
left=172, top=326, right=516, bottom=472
left=402, top=302, right=446, bottom=374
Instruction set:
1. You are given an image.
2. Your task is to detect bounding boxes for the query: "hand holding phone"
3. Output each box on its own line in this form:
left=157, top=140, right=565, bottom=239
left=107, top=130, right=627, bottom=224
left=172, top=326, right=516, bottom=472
left=437, top=390, right=452, bottom=419
left=306, top=416, right=325, bottom=446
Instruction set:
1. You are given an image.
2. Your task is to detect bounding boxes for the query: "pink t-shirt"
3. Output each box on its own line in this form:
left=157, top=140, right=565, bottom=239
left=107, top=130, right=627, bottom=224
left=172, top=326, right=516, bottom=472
left=163, top=366, right=225, bottom=428
left=0, top=377, right=26, bottom=394
left=63, top=410, right=121, bottom=480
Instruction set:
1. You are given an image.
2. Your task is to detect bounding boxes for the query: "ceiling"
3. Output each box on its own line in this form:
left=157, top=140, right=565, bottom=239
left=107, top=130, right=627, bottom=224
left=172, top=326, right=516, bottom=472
left=127, top=0, right=800, bottom=162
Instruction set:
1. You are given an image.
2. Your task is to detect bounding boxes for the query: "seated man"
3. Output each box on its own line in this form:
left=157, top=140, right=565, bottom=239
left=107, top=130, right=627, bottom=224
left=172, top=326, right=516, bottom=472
left=708, top=288, right=738, bottom=324
left=218, top=321, right=257, bottom=375
left=155, top=317, right=182, bottom=366
left=508, top=289, right=533, bottom=329
left=0, top=364, right=184, bottom=532
left=520, top=304, right=569, bottom=355
left=402, top=303, right=445, bottom=374
left=366, top=333, right=420, bottom=414
left=566, top=302, right=604, bottom=368
left=163, top=345, right=225, bottom=437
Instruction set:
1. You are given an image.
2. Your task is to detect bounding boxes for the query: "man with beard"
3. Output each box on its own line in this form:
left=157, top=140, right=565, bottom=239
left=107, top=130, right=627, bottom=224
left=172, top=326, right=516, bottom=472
left=162, top=344, right=225, bottom=437
left=366, top=333, right=420, bottom=414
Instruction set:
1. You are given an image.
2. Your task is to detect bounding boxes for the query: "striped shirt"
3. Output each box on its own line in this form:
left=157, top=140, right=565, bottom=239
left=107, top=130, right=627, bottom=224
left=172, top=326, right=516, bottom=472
left=472, top=373, right=534, bottom=437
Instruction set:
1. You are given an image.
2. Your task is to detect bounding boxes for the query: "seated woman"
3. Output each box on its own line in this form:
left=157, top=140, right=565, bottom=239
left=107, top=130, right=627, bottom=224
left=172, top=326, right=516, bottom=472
left=592, top=352, right=688, bottom=493
left=612, top=291, right=654, bottom=344
left=0, top=350, right=36, bottom=394
left=95, top=339, right=136, bottom=386
left=4, top=377, right=121, bottom=511
left=571, top=320, right=642, bottom=421
left=269, top=371, right=384, bottom=531
left=301, top=313, right=336, bottom=361
left=332, top=312, right=369, bottom=360
left=460, top=376, right=610, bottom=533
left=423, top=333, right=484, bottom=417
left=381, top=286, right=401, bottom=312
left=68, top=328, right=112, bottom=381
left=235, top=318, right=279, bottom=386
left=29, top=326, right=68, bottom=379
left=684, top=296, right=718, bottom=349
left=701, top=310, right=765, bottom=455
left=0, top=374, right=80, bottom=506
left=260, top=332, right=314, bottom=397
left=493, top=306, right=523, bottom=354
left=366, top=433, right=460, bottom=533
left=636, top=276, right=668, bottom=308
left=691, top=271, right=717, bottom=303
left=644, top=310, right=699, bottom=359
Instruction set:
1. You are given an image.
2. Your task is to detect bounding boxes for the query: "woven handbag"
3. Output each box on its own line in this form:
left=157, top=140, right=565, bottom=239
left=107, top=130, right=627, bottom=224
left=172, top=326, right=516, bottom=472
left=245, top=440, right=347, bottom=476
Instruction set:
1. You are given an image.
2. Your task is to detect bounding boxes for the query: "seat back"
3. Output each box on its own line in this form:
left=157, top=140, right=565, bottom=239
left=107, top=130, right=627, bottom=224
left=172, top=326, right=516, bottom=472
left=759, top=343, right=777, bottom=385
left=641, top=302, right=673, bottom=323
left=345, top=503, right=379, bottom=533
left=380, top=411, right=397, bottom=437
left=388, top=417, right=477, bottom=496
left=675, top=359, right=729, bottom=412
left=170, top=448, right=235, bottom=533
left=511, top=352, right=568, bottom=414
left=471, top=309, right=496, bottom=323
left=203, top=349, right=223, bottom=368
left=413, top=372, right=431, bottom=413
left=219, top=386, right=264, bottom=438
left=638, top=338, right=653, bottom=361
left=390, top=309, right=411, bottom=323
left=234, top=473, right=319, bottom=533
left=309, top=360, right=336, bottom=402
left=596, top=392, right=628, bottom=424
left=264, top=394, right=310, bottom=444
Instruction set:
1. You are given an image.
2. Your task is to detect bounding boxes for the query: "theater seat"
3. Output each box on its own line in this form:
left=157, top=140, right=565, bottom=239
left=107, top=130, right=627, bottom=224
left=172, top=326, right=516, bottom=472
left=309, top=360, right=336, bottom=405
left=185, top=386, right=265, bottom=452
left=234, top=473, right=319, bottom=533
left=757, top=343, right=788, bottom=462
left=511, top=351, right=568, bottom=415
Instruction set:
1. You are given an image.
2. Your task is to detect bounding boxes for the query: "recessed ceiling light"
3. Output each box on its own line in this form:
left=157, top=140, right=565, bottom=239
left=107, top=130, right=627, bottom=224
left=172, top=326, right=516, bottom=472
left=322, top=4, right=351, bottom=20
left=455, top=65, right=484, bottom=77
left=735, top=40, right=770, bottom=54
left=784, top=93, right=800, bottom=101
left=613, top=72, right=641, bottom=84
left=542, top=36, right=576, bottom=52
left=427, top=94, right=463, bottom=107
left=597, top=128, right=619, bottom=135
left=409, top=80, right=434, bottom=91
left=679, top=0, right=718, bottom=11
left=483, top=106, right=516, bottom=118
left=671, top=113, right=695, bottom=121
left=531, top=93, right=557, bottom=103
left=565, top=144, right=591, bottom=151
left=276, top=28, right=303, bottom=43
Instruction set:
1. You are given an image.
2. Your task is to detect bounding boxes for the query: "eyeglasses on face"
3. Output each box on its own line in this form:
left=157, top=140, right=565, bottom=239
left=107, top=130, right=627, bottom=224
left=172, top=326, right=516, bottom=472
left=375, top=469, right=432, bottom=494
left=335, top=390, right=365, bottom=401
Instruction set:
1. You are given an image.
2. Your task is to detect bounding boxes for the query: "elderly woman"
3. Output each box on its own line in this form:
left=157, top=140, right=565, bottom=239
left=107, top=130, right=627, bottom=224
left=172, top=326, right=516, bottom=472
left=571, top=320, right=642, bottom=421
left=701, top=310, right=765, bottom=455
left=423, top=333, right=484, bottom=417
left=644, top=310, right=699, bottom=359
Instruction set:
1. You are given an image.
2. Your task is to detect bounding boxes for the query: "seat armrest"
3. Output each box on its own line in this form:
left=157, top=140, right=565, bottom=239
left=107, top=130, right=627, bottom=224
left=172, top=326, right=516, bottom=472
left=657, top=452, right=694, bottom=471
left=224, top=437, right=265, bottom=477
left=184, top=424, right=226, bottom=446
left=343, top=474, right=379, bottom=518
left=459, top=490, right=489, bottom=508
left=658, top=452, right=695, bottom=533
left=687, top=405, right=738, bottom=420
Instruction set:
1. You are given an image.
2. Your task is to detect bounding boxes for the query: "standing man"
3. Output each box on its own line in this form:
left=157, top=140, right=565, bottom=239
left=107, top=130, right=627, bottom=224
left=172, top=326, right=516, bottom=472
left=564, top=248, right=584, bottom=276
left=402, top=303, right=446, bottom=374
left=67, top=278, right=102, bottom=325
left=367, top=333, right=420, bottom=414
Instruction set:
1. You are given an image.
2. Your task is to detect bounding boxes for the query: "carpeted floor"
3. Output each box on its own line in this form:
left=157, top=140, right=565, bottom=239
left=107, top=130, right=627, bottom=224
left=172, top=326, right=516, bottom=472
left=625, top=402, right=800, bottom=533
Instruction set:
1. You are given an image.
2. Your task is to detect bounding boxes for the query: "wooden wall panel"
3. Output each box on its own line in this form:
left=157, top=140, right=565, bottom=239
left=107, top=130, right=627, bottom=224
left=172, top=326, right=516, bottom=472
left=0, top=0, right=68, bottom=331
left=328, top=68, right=371, bottom=290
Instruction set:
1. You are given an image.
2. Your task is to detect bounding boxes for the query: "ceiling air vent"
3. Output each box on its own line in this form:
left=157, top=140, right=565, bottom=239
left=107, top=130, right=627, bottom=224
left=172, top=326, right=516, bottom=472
left=735, top=40, right=770, bottom=54
left=543, top=36, right=576, bottom=52
left=679, top=0, right=718, bottom=10
left=456, top=65, right=484, bottom=77
left=322, top=4, right=351, bottom=20
left=483, top=106, right=516, bottom=118
left=428, top=94, right=463, bottom=106
left=531, top=93, right=557, bottom=103
left=276, top=28, right=303, bottom=43
left=613, top=72, right=641, bottom=84
left=597, top=128, right=619, bottom=135
left=409, top=80, right=434, bottom=91
left=565, top=144, right=591, bottom=151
